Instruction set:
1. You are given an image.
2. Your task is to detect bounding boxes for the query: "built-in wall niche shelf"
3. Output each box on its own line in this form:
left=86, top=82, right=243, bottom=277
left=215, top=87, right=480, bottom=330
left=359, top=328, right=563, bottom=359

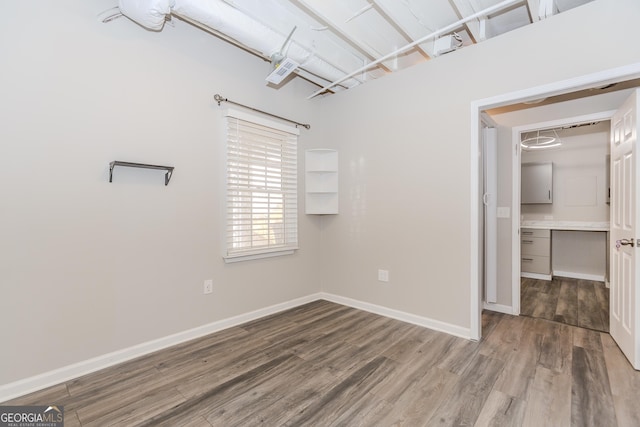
left=305, top=149, right=338, bottom=215
left=109, top=161, right=175, bottom=186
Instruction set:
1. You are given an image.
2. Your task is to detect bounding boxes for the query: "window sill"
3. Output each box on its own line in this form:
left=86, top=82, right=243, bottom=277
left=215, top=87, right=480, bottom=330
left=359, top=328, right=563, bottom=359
left=223, top=248, right=297, bottom=263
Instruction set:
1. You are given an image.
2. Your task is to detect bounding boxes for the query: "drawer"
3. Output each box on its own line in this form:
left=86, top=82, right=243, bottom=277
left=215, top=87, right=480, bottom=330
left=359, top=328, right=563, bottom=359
left=521, top=236, right=551, bottom=256
left=521, top=228, right=550, bottom=238
left=521, top=255, right=551, bottom=275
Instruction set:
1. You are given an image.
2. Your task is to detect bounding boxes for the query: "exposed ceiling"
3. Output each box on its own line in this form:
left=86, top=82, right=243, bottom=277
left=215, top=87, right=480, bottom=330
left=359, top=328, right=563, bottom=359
left=112, top=0, right=594, bottom=97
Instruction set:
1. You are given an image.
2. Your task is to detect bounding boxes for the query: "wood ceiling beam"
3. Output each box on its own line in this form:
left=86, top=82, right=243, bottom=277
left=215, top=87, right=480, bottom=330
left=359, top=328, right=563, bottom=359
left=289, top=0, right=392, bottom=73
left=369, top=0, right=431, bottom=60
left=526, top=0, right=555, bottom=21
left=448, top=0, right=486, bottom=43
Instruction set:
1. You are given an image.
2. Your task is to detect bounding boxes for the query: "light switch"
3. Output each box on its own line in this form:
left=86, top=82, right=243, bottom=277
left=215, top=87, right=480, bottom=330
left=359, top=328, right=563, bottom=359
left=378, top=269, right=389, bottom=282
left=497, top=207, right=510, bottom=218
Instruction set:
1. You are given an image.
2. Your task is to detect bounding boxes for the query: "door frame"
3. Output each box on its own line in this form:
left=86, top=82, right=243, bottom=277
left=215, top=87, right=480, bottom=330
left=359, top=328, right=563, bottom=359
left=470, top=62, right=640, bottom=340
left=510, top=111, right=616, bottom=314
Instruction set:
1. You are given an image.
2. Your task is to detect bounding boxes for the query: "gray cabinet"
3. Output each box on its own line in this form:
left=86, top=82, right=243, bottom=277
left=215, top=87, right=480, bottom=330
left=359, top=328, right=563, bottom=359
left=521, top=162, right=553, bottom=204
left=521, top=228, right=551, bottom=278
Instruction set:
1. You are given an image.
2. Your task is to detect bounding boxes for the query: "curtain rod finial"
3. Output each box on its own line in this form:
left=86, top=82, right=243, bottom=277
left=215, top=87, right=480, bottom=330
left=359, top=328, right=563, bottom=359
left=214, top=94, right=225, bottom=106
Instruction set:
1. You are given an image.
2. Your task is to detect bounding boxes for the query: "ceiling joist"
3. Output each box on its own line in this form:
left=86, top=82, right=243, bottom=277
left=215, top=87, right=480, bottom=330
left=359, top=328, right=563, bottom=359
left=290, top=0, right=393, bottom=73
left=114, top=0, right=596, bottom=97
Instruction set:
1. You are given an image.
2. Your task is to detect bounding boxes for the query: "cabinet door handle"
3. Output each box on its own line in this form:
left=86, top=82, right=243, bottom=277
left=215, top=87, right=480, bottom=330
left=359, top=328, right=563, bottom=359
left=548, top=190, right=551, bottom=200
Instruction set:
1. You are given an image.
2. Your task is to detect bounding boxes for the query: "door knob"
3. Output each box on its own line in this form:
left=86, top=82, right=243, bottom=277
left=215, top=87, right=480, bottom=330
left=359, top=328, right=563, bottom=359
left=616, top=238, right=635, bottom=249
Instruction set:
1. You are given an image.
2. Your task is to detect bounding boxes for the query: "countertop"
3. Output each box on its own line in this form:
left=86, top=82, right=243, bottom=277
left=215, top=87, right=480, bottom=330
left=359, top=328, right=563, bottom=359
left=521, top=220, right=610, bottom=231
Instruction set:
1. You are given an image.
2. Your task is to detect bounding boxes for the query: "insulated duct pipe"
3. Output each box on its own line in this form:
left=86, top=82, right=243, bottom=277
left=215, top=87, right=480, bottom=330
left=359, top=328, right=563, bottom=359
left=118, top=0, right=362, bottom=89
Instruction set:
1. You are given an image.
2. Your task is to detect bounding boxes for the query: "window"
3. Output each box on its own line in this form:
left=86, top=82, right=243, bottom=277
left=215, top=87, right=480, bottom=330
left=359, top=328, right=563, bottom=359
left=224, top=109, right=298, bottom=262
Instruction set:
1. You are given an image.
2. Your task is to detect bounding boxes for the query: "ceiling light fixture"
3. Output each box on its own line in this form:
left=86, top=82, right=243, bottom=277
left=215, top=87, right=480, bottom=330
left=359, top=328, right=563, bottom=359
left=521, top=129, right=562, bottom=150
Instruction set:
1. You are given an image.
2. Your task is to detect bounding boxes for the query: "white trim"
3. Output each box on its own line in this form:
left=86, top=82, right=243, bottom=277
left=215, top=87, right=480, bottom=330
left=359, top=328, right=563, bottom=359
left=470, top=109, right=481, bottom=340
left=223, top=249, right=296, bottom=263
left=521, top=272, right=553, bottom=281
left=472, top=63, right=640, bottom=112
left=513, top=111, right=617, bottom=134
left=0, top=293, right=322, bottom=403
left=483, top=302, right=515, bottom=315
left=470, top=62, right=640, bottom=340
left=320, top=293, right=472, bottom=340
left=512, top=136, right=521, bottom=315
left=553, top=271, right=605, bottom=282
left=224, top=108, right=300, bottom=135
left=0, top=292, right=473, bottom=402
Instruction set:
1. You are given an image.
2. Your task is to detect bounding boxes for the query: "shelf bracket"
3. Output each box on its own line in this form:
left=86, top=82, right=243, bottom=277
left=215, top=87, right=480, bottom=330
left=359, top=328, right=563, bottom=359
left=109, top=161, right=175, bottom=186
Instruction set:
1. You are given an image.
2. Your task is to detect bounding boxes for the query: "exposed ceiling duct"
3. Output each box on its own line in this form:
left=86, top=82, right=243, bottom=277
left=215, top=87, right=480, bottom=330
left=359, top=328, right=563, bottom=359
left=117, top=0, right=361, bottom=91
left=115, top=0, right=596, bottom=97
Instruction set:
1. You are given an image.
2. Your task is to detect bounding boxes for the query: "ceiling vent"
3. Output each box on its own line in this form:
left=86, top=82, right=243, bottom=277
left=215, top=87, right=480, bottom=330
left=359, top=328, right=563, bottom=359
left=434, top=34, right=463, bottom=56
left=265, top=26, right=299, bottom=85
left=266, top=57, right=299, bottom=85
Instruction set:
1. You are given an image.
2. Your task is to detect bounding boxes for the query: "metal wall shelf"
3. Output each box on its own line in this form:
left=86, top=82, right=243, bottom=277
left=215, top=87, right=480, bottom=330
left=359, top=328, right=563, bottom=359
left=109, top=161, right=174, bottom=186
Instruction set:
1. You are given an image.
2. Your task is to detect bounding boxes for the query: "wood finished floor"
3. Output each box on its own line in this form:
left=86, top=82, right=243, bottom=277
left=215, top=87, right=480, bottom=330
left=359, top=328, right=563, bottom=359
left=4, top=300, right=640, bottom=426
left=521, top=277, right=609, bottom=332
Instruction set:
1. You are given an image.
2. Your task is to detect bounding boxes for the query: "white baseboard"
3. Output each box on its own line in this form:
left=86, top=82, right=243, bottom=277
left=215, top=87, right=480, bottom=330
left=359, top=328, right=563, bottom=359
left=521, top=272, right=552, bottom=281
left=553, top=270, right=605, bottom=282
left=483, top=302, right=514, bottom=315
left=318, top=293, right=471, bottom=340
left=0, top=293, right=323, bottom=403
left=1, top=292, right=471, bottom=402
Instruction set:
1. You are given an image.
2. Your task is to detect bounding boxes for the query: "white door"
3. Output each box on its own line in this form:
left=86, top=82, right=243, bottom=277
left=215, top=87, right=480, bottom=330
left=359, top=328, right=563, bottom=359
left=483, top=128, right=498, bottom=303
left=610, top=89, right=640, bottom=370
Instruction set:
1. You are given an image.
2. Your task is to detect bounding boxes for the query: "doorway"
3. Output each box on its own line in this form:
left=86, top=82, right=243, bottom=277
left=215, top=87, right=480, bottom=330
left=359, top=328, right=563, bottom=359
left=470, top=63, right=640, bottom=341
left=516, top=119, right=611, bottom=333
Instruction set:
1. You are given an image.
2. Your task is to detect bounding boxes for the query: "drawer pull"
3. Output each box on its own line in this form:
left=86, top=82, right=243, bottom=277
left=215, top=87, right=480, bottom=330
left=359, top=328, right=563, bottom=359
left=522, top=240, right=534, bottom=244
left=522, top=231, right=534, bottom=235
left=522, top=258, right=534, bottom=262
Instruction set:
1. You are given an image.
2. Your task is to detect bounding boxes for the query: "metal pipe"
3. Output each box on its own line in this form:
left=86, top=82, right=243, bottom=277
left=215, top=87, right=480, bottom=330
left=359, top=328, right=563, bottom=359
left=214, top=94, right=311, bottom=129
left=306, top=0, right=523, bottom=99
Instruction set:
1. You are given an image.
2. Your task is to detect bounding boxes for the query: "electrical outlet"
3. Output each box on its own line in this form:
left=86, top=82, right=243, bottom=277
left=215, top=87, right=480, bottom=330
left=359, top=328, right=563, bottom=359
left=204, top=279, right=213, bottom=294
left=378, top=269, right=389, bottom=282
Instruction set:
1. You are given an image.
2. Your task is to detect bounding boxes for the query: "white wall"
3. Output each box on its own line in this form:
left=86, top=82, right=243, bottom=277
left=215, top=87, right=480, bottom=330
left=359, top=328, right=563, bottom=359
left=3, top=0, right=640, bottom=391
left=313, top=0, right=640, bottom=330
left=522, top=123, right=610, bottom=280
left=521, top=122, right=610, bottom=221
left=0, top=0, right=324, bottom=385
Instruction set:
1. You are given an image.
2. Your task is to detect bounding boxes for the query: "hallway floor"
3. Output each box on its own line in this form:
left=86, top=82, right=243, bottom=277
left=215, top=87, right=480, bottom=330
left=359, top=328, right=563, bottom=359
left=521, top=277, right=609, bottom=332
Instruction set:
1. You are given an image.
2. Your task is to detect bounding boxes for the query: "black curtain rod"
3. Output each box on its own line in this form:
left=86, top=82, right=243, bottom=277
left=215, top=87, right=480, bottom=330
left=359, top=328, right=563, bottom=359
left=214, top=94, right=311, bottom=130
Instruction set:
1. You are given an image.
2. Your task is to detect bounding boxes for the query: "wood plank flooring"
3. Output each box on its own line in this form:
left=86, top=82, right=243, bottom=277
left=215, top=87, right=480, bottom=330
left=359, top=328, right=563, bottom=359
left=521, top=277, right=609, bottom=332
left=4, top=300, right=640, bottom=426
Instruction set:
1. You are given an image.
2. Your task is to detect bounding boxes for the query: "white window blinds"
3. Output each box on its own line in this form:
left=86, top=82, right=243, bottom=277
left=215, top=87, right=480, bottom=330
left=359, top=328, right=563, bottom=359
left=224, top=111, right=298, bottom=261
